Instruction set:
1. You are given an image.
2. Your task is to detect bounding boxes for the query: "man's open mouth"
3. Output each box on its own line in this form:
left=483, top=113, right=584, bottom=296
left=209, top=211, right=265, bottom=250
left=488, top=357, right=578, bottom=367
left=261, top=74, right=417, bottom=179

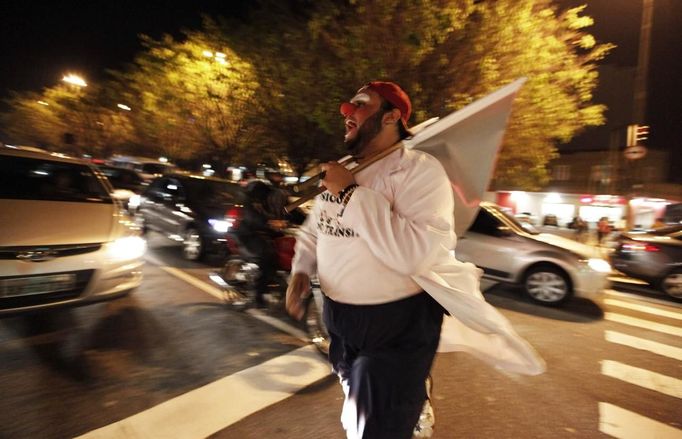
left=345, top=119, right=357, bottom=135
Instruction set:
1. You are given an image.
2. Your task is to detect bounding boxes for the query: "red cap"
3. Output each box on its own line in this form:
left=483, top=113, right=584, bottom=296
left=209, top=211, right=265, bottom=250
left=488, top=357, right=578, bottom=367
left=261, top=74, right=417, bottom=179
left=339, top=81, right=411, bottom=127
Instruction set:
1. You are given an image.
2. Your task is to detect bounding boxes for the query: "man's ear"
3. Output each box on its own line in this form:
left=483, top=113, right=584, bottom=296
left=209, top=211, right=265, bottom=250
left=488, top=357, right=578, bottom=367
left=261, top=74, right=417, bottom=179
left=383, top=108, right=402, bottom=125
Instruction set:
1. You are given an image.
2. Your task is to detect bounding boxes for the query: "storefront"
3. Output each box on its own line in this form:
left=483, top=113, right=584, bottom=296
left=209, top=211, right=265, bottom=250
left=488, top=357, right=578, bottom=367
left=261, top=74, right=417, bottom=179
left=577, top=195, right=626, bottom=227
left=494, top=191, right=678, bottom=230
left=628, top=197, right=672, bottom=228
left=495, top=191, right=626, bottom=228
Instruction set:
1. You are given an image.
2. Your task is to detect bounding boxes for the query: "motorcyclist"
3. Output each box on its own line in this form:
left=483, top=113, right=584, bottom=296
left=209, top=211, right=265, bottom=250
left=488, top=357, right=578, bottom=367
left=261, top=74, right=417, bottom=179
left=236, top=180, right=284, bottom=308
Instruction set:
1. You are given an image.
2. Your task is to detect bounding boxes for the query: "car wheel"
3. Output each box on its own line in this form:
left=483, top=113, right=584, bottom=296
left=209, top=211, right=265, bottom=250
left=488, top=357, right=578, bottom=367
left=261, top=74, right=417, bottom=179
left=523, top=264, right=572, bottom=305
left=183, top=227, right=205, bottom=261
left=303, top=294, right=330, bottom=356
left=660, top=269, right=682, bottom=299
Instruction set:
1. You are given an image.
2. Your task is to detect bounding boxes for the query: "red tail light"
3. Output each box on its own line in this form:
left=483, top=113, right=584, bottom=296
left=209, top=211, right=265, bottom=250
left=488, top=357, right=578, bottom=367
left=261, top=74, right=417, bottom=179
left=226, top=206, right=243, bottom=229
left=622, top=241, right=660, bottom=252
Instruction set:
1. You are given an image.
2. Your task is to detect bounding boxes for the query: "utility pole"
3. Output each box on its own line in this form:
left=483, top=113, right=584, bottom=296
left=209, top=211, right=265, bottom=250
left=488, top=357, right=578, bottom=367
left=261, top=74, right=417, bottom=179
left=633, top=0, right=654, bottom=124
left=625, top=0, right=654, bottom=229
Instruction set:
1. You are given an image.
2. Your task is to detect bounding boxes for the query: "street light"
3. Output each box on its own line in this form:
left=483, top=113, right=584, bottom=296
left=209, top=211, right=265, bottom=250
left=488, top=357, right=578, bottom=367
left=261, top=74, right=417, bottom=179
left=62, top=74, right=87, bottom=87
left=202, top=49, right=229, bottom=66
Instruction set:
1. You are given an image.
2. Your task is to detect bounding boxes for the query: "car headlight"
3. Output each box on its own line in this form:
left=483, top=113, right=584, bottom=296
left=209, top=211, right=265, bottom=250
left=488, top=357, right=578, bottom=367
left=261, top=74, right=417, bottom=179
left=208, top=219, right=231, bottom=233
left=587, top=258, right=611, bottom=273
left=107, top=236, right=147, bottom=260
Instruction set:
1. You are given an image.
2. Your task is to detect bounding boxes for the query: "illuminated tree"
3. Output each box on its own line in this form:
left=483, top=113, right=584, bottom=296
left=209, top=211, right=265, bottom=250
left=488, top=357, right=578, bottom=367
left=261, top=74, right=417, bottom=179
left=243, top=0, right=612, bottom=188
left=121, top=19, right=259, bottom=164
left=1, top=83, right=135, bottom=157
left=1, top=0, right=612, bottom=186
left=418, top=1, right=614, bottom=189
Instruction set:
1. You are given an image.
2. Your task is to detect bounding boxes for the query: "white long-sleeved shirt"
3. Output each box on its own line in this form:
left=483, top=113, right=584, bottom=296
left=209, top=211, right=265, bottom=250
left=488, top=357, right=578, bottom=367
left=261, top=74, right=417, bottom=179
left=293, top=147, right=455, bottom=305
left=293, top=146, right=545, bottom=376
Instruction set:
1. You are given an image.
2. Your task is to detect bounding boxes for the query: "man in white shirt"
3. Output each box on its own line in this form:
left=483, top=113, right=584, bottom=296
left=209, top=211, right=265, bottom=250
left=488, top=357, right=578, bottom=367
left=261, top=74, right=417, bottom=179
left=286, top=81, right=454, bottom=438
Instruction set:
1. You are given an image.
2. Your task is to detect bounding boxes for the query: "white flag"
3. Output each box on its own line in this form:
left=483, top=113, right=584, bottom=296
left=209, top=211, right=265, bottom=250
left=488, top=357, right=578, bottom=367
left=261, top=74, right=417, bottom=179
left=404, top=78, right=526, bottom=236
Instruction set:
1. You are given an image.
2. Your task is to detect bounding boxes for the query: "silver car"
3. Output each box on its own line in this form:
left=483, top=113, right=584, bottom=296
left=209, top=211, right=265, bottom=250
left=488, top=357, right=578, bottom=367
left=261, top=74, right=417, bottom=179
left=0, top=147, right=146, bottom=315
left=611, top=225, right=682, bottom=298
left=455, top=202, right=611, bottom=305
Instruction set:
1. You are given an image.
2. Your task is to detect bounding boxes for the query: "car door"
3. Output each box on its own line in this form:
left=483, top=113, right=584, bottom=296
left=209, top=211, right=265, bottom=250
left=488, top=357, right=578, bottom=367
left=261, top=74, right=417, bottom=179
left=139, top=177, right=166, bottom=232
left=455, top=207, right=522, bottom=282
left=155, top=177, right=187, bottom=238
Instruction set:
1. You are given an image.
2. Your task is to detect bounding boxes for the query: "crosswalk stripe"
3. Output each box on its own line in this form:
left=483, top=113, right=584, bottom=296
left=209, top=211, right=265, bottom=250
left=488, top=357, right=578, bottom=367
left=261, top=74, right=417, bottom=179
left=604, top=298, right=682, bottom=321
left=605, top=312, right=682, bottom=338
left=598, top=402, right=682, bottom=439
left=152, top=262, right=310, bottom=343
left=76, top=345, right=331, bottom=439
left=605, top=330, right=682, bottom=362
left=605, top=289, right=682, bottom=309
left=156, top=265, right=224, bottom=300
left=601, top=360, right=682, bottom=399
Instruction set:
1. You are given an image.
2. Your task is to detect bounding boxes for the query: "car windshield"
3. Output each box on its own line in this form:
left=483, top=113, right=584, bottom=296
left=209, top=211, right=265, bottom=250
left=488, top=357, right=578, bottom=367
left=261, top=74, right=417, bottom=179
left=140, top=163, right=170, bottom=175
left=0, top=156, right=111, bottom=203
left=182, top=178, right=246, bottom=204
left=99, top=166, right=144, bottom=190
left=492, top=205, right=539, bottom=235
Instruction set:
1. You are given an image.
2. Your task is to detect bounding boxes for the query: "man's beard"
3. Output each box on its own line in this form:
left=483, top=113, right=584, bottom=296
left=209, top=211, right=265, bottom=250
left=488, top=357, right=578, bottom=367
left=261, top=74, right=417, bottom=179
left=344, top=109, right=384, bottom=156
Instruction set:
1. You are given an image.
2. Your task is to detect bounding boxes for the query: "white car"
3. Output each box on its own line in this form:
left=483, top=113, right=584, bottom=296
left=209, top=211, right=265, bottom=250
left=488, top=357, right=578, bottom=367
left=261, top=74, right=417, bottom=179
left=0, top=147, right=145, bottom=315
left=456, top=202, right=611, bottom=305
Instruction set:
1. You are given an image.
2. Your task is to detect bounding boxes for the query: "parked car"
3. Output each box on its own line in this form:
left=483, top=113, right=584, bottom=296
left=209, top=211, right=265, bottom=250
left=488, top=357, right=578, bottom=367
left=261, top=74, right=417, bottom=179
left=0, top=147, right=145, bottom=315
left=611, top=225, right=682, bottom=299
left=96, top=164, right=146, bottom=212
left=455, top=202, right=611, bottom=305
left=109, top=155, right=176, bottom=183
left=136, top=173, right=248, bottom=261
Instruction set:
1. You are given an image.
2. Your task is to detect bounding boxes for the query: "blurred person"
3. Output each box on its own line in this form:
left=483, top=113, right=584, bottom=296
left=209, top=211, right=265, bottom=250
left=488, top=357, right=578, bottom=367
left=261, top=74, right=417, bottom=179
left=265, top=169, right=286, bottom=188
left=237, top=181, right=284, bottom=307
left=652, top=217, right=666, bottom=229
left=570, top=216, right=588, bottom=243
left=286, top=81, right=543, bottom=438
left=597, top=216, right=611, bottom=245
left=238, top=170, right=258, bottom=187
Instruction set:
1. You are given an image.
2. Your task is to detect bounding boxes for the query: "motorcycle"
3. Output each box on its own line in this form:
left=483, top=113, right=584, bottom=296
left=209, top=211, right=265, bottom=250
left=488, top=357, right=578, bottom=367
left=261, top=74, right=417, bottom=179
left=209, top=224, right=330, bottom=355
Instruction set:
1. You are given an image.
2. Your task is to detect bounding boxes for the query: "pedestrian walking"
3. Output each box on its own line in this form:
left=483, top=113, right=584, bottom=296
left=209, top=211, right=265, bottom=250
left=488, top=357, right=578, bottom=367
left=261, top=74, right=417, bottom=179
left=597, top=216, right=611, bottom=245
left=571, top=216, right=588, bottom=243
left=652, top=217, right=666, bottom=229
left=286, top=81, right=544, bottom=439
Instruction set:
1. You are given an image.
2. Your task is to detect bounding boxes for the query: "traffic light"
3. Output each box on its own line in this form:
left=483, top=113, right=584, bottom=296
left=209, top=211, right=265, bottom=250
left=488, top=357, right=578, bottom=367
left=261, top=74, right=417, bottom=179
left=626, top=124, right=650, bottom=146
left=635, top=125, right=649, bottom=144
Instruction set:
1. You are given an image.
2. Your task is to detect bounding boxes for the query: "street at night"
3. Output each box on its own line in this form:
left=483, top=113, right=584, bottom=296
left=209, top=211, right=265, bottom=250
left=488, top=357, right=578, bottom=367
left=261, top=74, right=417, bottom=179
left=0, top=232, right=680, bottom=438
left=2, top=1, right=682, bottom=438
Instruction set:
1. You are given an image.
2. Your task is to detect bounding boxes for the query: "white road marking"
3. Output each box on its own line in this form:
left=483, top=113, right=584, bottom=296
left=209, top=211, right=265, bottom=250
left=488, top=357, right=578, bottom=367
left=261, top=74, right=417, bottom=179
left=604, top=298, right=682, bottom=321
left=601, top=360, right=682, bottom=399
left=246, top=308, right=309, bottom=343
left=76, top=345, right=331, bottom=439
left=147, top=258, right=310, bottom=343
left=605, top=289, right=682, bottom=309
left=605, top=313, right=682, bottom=338
left=157, top=265, right=224, bottom=300
left=605, top=330, right=682, bottom=362
left=608, top=276, right=649, bottom=285
left=598, top=402, right=682, bottom=439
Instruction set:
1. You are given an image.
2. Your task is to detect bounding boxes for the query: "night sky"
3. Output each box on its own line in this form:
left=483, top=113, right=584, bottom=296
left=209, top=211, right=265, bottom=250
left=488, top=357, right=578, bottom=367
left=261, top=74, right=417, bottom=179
left=1, top=1, right=680, bottom=163
left=0, top=1, right=249, bottom=99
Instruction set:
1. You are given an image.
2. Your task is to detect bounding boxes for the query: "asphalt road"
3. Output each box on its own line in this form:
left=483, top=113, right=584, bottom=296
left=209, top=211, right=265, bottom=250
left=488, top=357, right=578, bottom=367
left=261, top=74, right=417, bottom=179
left=1, top=233, right=680, bottom=439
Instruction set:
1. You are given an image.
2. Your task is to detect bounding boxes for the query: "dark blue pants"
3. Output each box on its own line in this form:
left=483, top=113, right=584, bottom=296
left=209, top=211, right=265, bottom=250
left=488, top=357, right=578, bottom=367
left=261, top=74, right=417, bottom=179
left=323, top=292, right=444, bottom=439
